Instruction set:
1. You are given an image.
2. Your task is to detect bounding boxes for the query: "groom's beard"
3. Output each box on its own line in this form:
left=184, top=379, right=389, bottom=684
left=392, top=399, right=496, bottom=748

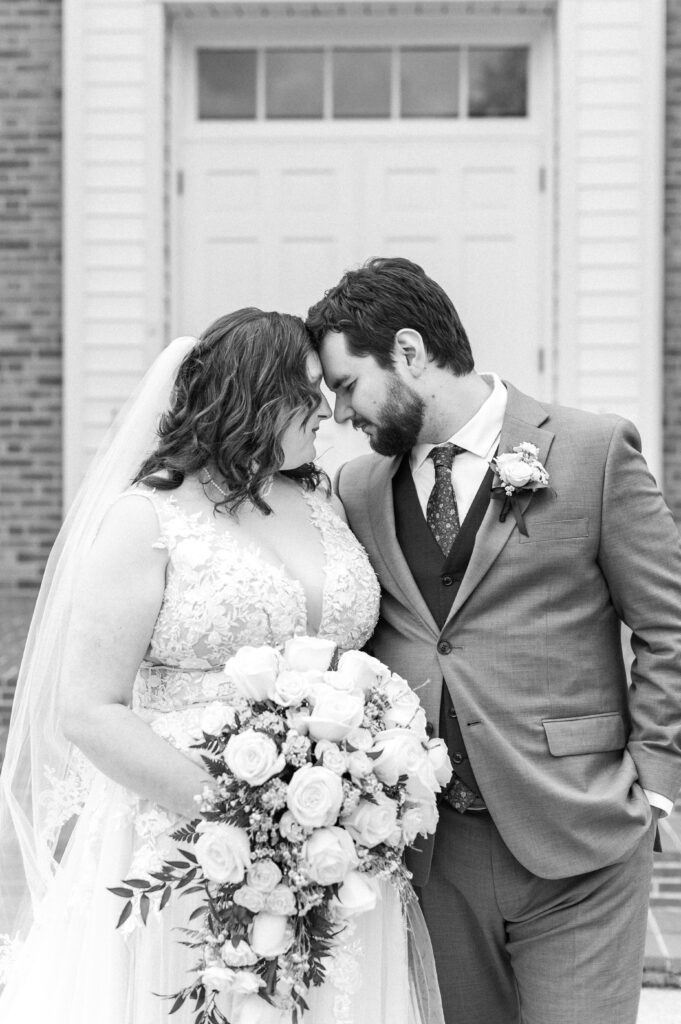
left=364, top=375, right=425, bottom=457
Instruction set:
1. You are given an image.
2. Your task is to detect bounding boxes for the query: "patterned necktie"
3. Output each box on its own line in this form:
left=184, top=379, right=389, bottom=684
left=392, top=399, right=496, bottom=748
left=426, top=443, right=466, bottom=556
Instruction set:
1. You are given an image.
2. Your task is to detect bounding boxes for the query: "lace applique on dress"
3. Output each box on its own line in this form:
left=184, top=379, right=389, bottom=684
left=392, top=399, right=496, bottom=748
left=39, top=748, right=96, bottom=847
left=325, top=917, right=363, bottom=1024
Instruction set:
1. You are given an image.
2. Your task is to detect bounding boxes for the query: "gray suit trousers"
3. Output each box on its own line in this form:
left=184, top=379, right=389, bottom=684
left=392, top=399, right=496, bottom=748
left=418, top=805, right=656, bottom=1024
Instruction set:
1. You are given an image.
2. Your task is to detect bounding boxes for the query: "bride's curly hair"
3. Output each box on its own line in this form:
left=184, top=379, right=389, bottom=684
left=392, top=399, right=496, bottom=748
left=133, top=308, right=328, bottom=515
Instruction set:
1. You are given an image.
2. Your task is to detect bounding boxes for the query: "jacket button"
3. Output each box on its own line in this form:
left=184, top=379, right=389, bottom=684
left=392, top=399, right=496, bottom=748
left=452, top=753, right=464, bottom=765
left=437, top=640, right=452, bottom=655
left=441, top=574, right=453, bottom=587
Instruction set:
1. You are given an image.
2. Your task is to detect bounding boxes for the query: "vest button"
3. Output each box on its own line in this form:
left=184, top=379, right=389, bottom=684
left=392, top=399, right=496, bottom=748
left=452, top=753, right=464, bottom=765
left=441, top=574, right=453, bottom=587
left=448, top=708, right=458, bottom=720
left=437, top=640, right=452, bottom=655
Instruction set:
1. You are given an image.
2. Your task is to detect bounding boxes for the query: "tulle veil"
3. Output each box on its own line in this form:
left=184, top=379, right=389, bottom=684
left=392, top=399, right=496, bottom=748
left=0, top=336, right=197, bottom=970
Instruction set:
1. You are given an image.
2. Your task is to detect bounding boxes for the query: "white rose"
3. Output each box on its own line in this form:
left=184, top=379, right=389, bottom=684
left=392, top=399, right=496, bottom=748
left=346, top=750, right=373, bottom=779
left=342, top=793, right=398, bottom=848
left=323, top=670, right=360, bottom=694
left=284, top=636, right=336, bottom=672
left=203, top=965, right=235, bottom=991
left=286, top=764, right=344, bottom=828
left=268, top=670, right=313, bottom=707
left=307, top=687, right=364, bottom=743
left=201, top=701, right=237, bottom=736
left=334, top=870, right=379, bottom=916
left=225, top=730, right=286, bottom=786
left=371, top=729, right=430, bottom=787
left=264, top=885, right=297, bottom=916
left=221, top=939, right=257, bottom=967
left=417, top=795, right=439, bottom=836
left=250, top=912, right=294, bottom=958
left=302, top=826, right=359, bottom=885
left=229, top=971, right=264, bottom=996
left=345, top=728, right=374, bottom=752
left=278, top=810, right=307, bottom=843
left=233, top=885, right=267, bottom=913
left=400, top=806, right=425, bottom=845
left=315, top=740, right=348, bottom=775
left=195, top=822, right=251, bottom=884
left=336, top=650, right=391, bottom=691
left=225, top=646, right=281, bottom=701
left=285, top=705, right=311, bottom=735
left=247, top=859, right=282, bottom=893
left=495, top=453, right=534, bottom=489
left=382, top=680, right=423, bottom=729
left=427, top=738, right=453, bottom=788
left=232, top=994, right=291, bottom=1024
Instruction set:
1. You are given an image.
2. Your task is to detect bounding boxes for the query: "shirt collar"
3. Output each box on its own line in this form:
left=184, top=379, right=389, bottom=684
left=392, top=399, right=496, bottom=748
left=410, top=373, right=507, bottom=473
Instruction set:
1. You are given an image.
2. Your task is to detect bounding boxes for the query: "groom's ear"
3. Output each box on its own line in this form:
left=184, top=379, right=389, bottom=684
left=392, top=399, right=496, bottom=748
left=394, top=328, right=427, bottom=377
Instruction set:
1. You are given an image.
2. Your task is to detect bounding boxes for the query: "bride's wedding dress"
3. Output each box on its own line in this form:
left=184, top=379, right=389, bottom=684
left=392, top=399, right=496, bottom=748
left=0, top=482, right=443, bottom=1024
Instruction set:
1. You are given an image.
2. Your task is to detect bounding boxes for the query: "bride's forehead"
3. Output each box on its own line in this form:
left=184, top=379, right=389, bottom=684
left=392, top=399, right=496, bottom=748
left=304, top=351, right=324, bottom=383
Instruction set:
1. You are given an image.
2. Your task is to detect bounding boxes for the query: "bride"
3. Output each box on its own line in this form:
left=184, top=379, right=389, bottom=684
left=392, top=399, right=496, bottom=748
left=0, top=309, right=444, bottom=1024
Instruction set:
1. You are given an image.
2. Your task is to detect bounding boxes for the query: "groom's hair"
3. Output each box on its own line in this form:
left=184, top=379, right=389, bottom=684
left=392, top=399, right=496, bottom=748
left=306, top=257, right=474, bottom=375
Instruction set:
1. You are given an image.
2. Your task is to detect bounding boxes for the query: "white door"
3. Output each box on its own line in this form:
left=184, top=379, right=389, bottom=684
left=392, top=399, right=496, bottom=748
left=173, top=18, right=552, bottom=473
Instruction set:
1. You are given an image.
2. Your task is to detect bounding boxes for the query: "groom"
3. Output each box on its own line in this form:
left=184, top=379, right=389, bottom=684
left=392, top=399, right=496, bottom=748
left=307, top=258, right=681, bottom=1024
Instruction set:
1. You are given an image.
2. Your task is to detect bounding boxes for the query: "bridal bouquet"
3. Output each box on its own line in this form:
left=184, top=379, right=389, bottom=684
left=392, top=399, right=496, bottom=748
left=111, top=638, right=452, bottom=1024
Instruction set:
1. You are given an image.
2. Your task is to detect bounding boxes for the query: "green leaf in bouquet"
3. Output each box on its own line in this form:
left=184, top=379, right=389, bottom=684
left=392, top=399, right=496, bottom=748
left=108, top=886, right=133, bottom=898
left=160, top=885, right=173, bottom=910
left=189, top=905, right=207, bottom=921
left=170, top=821, right=201, bottom=844
left=116, top=900, right=133, bottom=929
left=183, top=847, right=198, bottom=863
left=177, top=867, right=198, bottom=889
left=140, top=893, right=150, bottom=925
left=122, top=878, right=151, bottom=888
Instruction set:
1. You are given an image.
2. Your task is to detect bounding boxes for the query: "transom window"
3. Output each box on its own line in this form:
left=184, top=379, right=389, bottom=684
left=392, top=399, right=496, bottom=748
left=197, top=46, right=528, bottom=121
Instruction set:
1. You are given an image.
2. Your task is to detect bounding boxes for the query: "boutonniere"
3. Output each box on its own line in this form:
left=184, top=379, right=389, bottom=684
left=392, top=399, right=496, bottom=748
left=490, top=442, right=549, bottom=537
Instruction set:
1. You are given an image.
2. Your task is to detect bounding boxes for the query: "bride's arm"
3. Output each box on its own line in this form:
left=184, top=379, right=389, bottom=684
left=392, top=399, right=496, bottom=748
left=59, top=494, right=213, bottom=819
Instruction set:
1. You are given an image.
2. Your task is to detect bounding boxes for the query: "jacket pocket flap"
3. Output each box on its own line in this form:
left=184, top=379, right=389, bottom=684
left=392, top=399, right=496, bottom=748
left=543, top=712, right=626, bottom=756
left=519, top=517, right=589, bottom=543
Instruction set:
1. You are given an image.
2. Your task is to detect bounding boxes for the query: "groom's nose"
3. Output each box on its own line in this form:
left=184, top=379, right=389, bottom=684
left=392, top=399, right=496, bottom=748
left=333, top=394, right=353, bottom=423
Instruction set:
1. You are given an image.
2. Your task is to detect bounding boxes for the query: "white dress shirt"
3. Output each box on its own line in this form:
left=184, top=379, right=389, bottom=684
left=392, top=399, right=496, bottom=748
left=409, top=373, right=671, bottom=818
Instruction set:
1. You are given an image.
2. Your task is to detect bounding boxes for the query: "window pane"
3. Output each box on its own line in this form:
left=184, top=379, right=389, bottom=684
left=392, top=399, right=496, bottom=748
left=198, top=49, right=256, bottom=120
left=266, top=50, right=324, bottom=119
left=333, top=49, right=390, bottom=118
left=468, top=48, right=528, bottom=118
left=401, top=48, right=459, bottom=117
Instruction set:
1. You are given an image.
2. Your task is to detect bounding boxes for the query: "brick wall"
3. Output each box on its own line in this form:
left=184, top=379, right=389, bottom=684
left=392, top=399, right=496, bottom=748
left=0, top=0, right=63, bottom=748
left=665, top=0, right=681, bottom=519
left=0, top=0, right=63, bottom=592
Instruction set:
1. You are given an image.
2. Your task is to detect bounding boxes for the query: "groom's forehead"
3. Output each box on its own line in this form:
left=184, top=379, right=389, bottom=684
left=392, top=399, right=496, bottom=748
left=319, top=331, right=378, bottom=386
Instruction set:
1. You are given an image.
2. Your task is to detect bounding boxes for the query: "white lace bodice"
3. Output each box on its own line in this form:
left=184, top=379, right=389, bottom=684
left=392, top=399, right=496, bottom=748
left=131, top=485, right=380, bottom=713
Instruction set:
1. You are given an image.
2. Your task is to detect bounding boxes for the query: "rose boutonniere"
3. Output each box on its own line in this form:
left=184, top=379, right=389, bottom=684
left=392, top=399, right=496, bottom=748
left=490, top=442, right=549, bottom=537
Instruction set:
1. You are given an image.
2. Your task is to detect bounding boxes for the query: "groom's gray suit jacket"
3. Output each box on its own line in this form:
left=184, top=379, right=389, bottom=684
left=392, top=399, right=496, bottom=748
left=337, top=384, right=681, bottom=886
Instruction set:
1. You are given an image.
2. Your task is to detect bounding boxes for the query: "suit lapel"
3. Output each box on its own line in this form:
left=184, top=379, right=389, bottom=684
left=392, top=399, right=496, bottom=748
left=366, top=457, right=439, bottom=637
left=445, top=384, right=555, bottom=625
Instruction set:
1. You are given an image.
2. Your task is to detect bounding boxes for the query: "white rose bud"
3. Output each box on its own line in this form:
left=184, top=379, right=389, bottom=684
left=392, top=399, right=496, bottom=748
left=202, top=965, right=235, bottom=992
left=247, top=859, right=282, bottom=893
left=341, top=793, right=398, bottom=848
left=346, top=750, right=373, bottom=779
left=264, top=884, right=297, bottom=916
left=225, top=729, right=286, bottom=786
left=334, top=870, right=379, bottom=916
left=233, top=885, right=267, bottom=913
left=250, top=912, right=294, bottom=958
left=284, top=636, right=336, bottom=673
left=195, top=822, right=251, bottom=884
left=345, top=728, right=374, bottom=752
left=400, top=806, right=425, bottom=845
left=371, top=728, right=431, bottom=787
left=286, top=764, right=344, bottom=829
left=221, top=939, right=258, bottom=967
left=427, top=738, right=453, bottom=789
left=495, top=452, right=534, bottom=489
left=315, top=740, right=348, bottom=775
left=302, top=826, right=359, bottom=885
left=200, top=701, right=237, bottom=736
left=336, top=650, right=391, bottom=691
left=225, top=646, right=281, bottom=701
left=306, top=687, right=364, bottom=743
left=278, top=809, right=307, bottom=843
left=268, top=670, right=314, bottom=707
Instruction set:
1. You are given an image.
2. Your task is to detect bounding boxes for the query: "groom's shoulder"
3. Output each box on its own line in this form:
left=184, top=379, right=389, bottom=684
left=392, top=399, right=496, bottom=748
left=511, top=384, right=633, bottom=444
left=335, top=452, right=387, bottom=500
